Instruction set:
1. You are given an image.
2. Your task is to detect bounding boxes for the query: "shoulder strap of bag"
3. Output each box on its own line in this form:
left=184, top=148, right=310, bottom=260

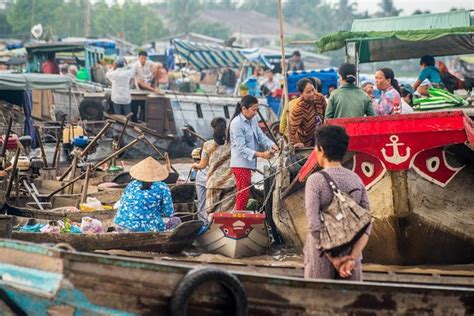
left=319, top=171, right=340, bottom=195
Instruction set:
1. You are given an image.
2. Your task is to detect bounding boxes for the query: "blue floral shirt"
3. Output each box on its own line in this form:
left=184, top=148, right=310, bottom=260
left=114, top=180, right=174, bottom=232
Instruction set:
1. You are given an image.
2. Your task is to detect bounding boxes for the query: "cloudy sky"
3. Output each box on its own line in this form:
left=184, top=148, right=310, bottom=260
left=329, top=0, right=474, bottom=15
left=112, top=0, right=474, bottom=16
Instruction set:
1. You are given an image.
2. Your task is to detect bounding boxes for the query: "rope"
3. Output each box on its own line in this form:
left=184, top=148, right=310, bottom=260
left=201, top=152, right=306, bottom=214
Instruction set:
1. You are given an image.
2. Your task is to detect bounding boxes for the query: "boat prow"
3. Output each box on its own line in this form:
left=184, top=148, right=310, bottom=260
left=195, top=212, right=270, bottom=258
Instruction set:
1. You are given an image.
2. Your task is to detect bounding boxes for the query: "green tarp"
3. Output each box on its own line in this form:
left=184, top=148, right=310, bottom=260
left=316, top=10, right=474, bottom=63
left=316, top=27, right=474, bottom=63
left=351, top=10, right=471, bottom=32
left=0, top=73, right=73, bottom=90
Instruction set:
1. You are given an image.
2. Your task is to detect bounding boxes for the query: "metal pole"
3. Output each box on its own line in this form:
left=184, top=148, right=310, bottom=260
left=277, top=0, right=290, bottom=139
left=35, top=126, right=48, bottom=168
left=257, top=108, right=280, bottom=151
left=52, top=115, right=66, bottom=169
left=68, top=86, right=72, bottom=124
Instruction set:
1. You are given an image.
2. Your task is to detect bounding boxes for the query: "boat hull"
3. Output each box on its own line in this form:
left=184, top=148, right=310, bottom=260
left=273, top=111, right=474, bottom=265
left=0, top=239, right=472, bottom=315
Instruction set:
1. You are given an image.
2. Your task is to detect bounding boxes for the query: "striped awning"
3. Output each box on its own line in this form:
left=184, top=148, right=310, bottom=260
left=173, top=39, right=272, bottom=71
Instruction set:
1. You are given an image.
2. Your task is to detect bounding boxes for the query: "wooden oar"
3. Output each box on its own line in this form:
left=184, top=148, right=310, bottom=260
left=47, top=135, right=143, bottom=199
left=58, top=120, right=113, bottom=181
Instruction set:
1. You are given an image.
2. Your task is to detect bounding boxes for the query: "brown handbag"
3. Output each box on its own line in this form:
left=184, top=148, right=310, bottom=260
left=318, top=171, right=371, bottom=256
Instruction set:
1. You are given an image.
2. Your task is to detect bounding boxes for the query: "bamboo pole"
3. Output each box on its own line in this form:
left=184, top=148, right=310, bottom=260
left=5, top=146, right=20, bottom=199
left=277, top=0, right=290, bottom=140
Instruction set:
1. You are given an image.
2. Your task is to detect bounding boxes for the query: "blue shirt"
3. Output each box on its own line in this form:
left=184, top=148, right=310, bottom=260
left=229, top=113, right=274, bottom=169
left=418, top=66, right=442, bottom=84
left=114, top=180, right=174, bottom=232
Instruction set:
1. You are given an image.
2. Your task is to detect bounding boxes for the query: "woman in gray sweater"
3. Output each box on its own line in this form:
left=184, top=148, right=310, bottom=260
left=304, top=125, right=371, bottom=280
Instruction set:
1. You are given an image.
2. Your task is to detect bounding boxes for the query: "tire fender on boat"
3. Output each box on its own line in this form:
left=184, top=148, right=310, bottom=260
left=169, top=267, right=247, bottom=316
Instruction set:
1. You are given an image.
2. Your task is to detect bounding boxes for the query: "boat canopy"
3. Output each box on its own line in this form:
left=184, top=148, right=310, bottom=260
left=173, top=39, right=273, bottom=71
left=0, top=73, right=73, bottom=90
left=316, top=10, right=474, bottom=63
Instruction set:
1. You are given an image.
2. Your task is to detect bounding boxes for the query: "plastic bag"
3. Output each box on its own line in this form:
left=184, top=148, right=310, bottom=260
left=40, top=223, right=61, bottom=234
left=79, top=197, right=103, bottom=211
left=80, top=217, right=104, bottom=234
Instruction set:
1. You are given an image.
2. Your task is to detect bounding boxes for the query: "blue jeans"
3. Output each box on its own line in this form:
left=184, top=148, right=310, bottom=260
left=113, top=103, right=131, bottom=115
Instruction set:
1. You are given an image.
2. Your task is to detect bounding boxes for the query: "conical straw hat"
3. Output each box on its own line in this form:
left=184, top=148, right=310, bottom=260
left=129, top=156, right=169, bottom=182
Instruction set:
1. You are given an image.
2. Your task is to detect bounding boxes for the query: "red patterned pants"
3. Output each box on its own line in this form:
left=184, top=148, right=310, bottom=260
left=232, top=167, right=252, bottom=211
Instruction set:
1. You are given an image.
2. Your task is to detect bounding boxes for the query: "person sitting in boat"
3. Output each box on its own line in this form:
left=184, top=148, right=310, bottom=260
left=289, top=78, right=327, bottom=148
left=413, top=55, right=443, bottom=91
left=192, top=118, right=236, bottom=217
left=133, top=51, right=160, bottom=93
left=280, top=77, right=322, bottom=138
left=374, top=68, right=402, bottom=115
left=325, top=63, right=375, bottom=119
left=229, top=95, right=278, bottom=211
left=304, top=125, right=371, bottom=281
left=400, top=84, right=415, bottom=114
left=114, top=157, right=177, bottom=232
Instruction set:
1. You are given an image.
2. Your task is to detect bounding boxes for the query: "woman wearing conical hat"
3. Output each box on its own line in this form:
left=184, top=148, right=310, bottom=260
left=114, top=156, right=177, bottom=232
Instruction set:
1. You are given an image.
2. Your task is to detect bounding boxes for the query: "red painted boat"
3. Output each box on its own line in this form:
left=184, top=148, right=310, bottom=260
left=273, top=110, right=474, bottom=265
left=194, top=211, right=269, bottom=258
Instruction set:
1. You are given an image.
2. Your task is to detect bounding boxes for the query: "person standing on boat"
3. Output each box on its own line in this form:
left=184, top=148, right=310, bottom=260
left=325, top=63, right=375, bottom=119
left=288, top=78, right=327, bottom=148
left=114, top=157, right=178, bottom=232
left=304, top=125, right=371, bottom=280
left=229, top=95, right=278, bottom=211
left=374, top=68, right=402, bottom=115
left=192, top=118, right=236, bottom=217
left=106, top=57, right=134, bottom=116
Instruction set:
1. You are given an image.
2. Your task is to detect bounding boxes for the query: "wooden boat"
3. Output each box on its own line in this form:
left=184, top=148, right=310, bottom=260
left=194, top=211, right=269, bottom=258
left=0, top=239, right=472, bottom=315
left=10, top=219, right=203, bottom=253
left=272, top=111, right=474, bottom=265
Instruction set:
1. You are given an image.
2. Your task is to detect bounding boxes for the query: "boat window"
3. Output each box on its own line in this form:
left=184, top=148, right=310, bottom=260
left=223, top=105, right=230, bottom=119
left=196, top=103, right=203, bottom=118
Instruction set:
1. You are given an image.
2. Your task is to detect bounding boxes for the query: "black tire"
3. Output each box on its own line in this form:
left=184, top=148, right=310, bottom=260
left=169, top=267, right=247, bottom=316
left=79, top=99, right=104, bottom=121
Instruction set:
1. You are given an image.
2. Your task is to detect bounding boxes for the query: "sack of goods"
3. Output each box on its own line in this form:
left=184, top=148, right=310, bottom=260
left=318, top=171, right=372, bottom=257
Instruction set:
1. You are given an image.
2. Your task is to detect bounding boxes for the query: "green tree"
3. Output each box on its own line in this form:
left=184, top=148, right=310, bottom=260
left=375, top=0, right=402, bottom=17
left=412, top=9, right=431, bottom=15
left=191, top=21, right=231, bottom=39
left=240, top=0, right=277, bottom=17
left=0, top=10, right=12, bottom=37
left=167, top=0, right=201, bottom=34
left=7, top=0, right=64, bottom=39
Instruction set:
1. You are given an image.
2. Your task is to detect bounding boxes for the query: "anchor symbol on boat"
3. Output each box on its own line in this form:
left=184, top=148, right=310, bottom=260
left=381, top=135, right=411, bottom=165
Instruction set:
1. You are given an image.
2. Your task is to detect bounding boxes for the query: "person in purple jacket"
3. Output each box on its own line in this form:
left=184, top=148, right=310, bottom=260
left=304, top=125, right=372, bottom=280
